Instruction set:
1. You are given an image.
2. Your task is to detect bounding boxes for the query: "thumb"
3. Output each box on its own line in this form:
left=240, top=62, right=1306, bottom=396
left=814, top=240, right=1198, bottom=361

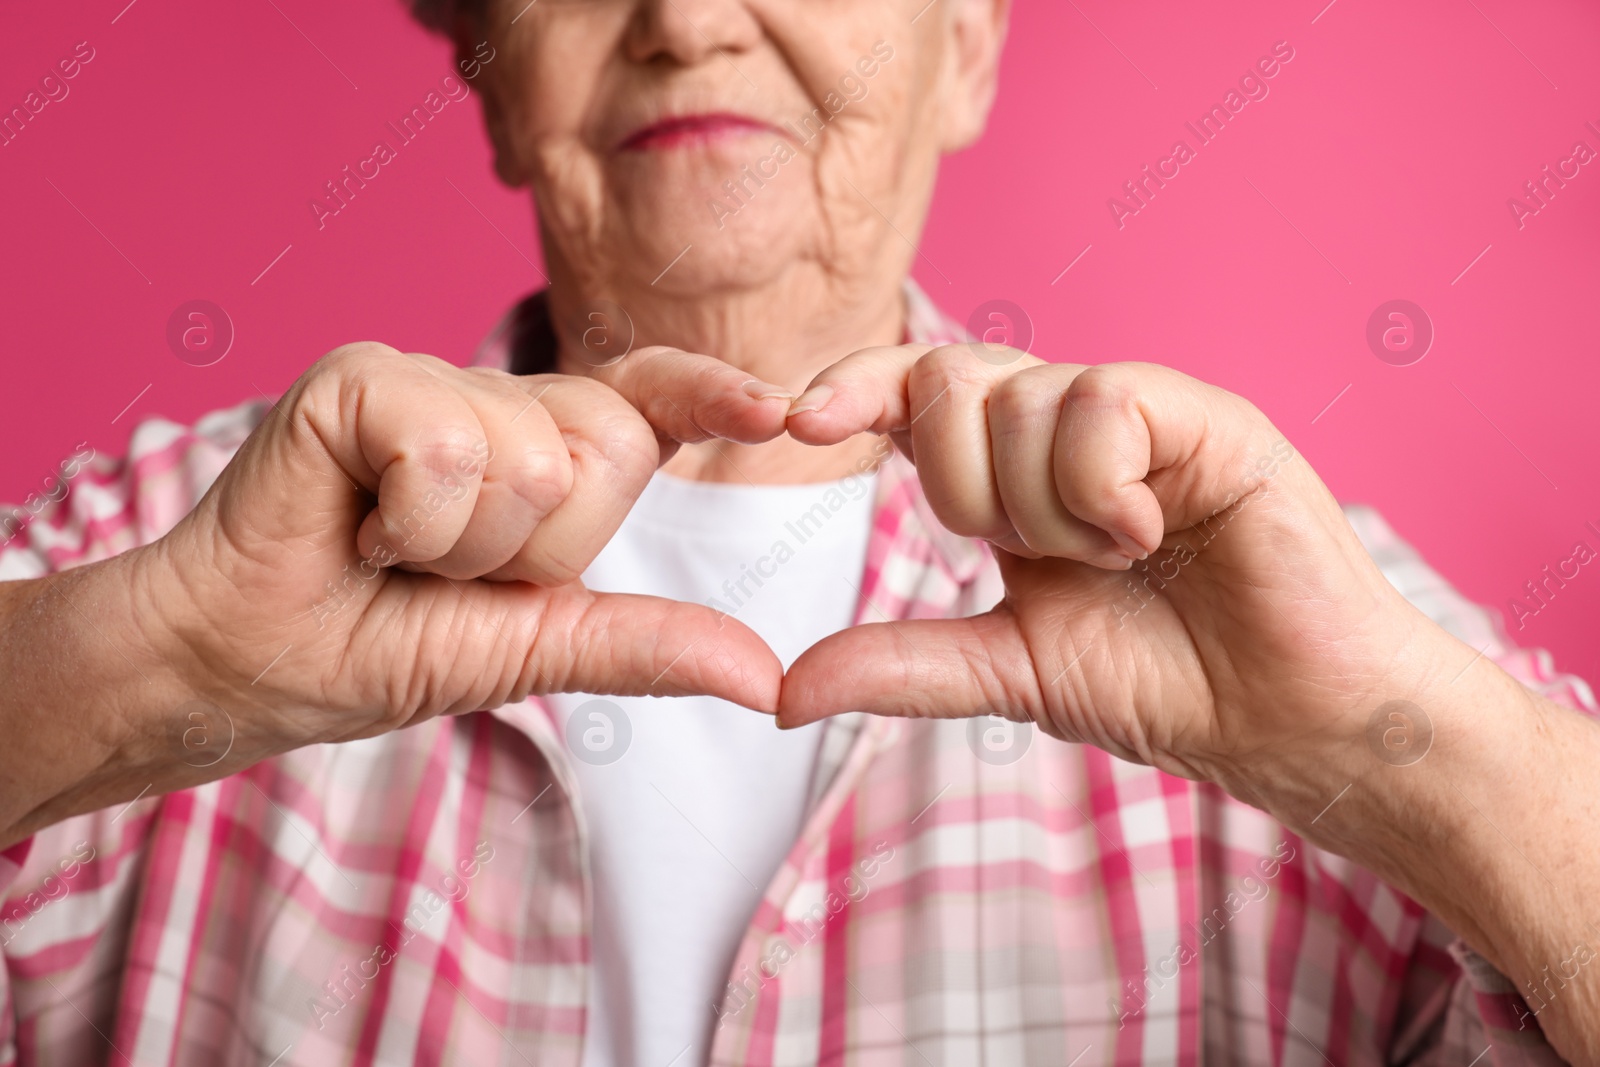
left=776, top=611, right=1040, bottom=728
left=415, top=580, right=785, bottom=714
left=558, top=589, right=784, bottom=712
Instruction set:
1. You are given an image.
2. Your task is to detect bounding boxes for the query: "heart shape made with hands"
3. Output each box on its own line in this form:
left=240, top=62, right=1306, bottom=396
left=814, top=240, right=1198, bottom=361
left=186, top=339, right=1427, bottom=786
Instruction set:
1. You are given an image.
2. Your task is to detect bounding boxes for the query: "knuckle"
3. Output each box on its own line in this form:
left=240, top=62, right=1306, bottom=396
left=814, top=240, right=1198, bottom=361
left=411, top=426, right=490, bottom=482
left=315, top=341, right=402, bottom=379
left=911, top=344, right=1009, bottom=408
left=986, top=372, right=1058, bottom=431
left=503, top=445, right=574, bottom=514
left=914, top=344, right=979, bottom=387
left=295, top=343, right=413, bottom=429
left=1066, top=365, right=1136, bottom=413
left=560, top=380, right=663, bottom=475
left=418, top=424, right=488, bottom=462
left=610, top=414, right=662, bottom=478
left=570, top=413, right=659, bottom=484
left=1231, top=393, right=1272, bottom=430
left=1079, top=480, right=1125, bottom=515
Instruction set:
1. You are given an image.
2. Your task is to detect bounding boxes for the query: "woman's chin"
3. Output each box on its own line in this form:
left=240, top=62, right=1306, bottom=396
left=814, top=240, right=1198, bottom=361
left=643, top=236, right=805, bottom=296
left=604, top=198, right=814, bottom=296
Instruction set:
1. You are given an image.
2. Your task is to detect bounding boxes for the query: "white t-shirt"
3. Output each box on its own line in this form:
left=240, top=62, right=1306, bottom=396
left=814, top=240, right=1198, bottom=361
left=544, top=468, right=878, bottom=1067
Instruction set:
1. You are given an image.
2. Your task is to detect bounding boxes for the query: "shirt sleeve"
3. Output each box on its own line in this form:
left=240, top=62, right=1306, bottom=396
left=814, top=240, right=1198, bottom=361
left=1, top=400, right=264, bottom=1064
left=0, top=399, right=265, bottom=580
left=1343, top=504, right=1596, bottom=1065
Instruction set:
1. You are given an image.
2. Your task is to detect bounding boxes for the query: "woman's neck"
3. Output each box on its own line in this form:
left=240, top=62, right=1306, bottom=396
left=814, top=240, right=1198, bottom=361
left=547, top=265, right=907, bottom=484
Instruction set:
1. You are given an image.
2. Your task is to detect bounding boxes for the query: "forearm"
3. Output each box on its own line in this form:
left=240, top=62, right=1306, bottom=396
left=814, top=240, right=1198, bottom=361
left=1244, top=643, right=1600, bottom=1062
left=0, top=550, right=197, bottom=848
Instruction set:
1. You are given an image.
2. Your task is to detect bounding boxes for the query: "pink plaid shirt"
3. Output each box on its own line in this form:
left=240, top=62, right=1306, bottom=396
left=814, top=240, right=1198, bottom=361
left=2, top=285, right=1594, bottom=1066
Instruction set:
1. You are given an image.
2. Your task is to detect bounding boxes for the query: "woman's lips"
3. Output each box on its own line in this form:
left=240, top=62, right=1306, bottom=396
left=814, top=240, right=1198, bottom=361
left=617, top=112, right=780, bottom=152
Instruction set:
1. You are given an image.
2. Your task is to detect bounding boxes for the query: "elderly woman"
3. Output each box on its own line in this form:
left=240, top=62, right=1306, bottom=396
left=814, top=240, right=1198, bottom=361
left=1, top=0, right=1597, bottom=1064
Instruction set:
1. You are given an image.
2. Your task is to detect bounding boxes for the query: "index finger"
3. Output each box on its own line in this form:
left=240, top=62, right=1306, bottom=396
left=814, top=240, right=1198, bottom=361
left=782, top=345, right=931, bottom=445
left=590, top=345, right=797, bottom=447
left=785, top=343, right=1045, bottom=446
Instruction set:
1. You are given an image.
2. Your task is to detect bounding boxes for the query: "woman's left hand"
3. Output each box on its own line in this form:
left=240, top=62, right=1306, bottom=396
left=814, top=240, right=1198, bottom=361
left=779, top=343, right=1600, bottom=1063
left=779, top=343, right=1475, bottom=805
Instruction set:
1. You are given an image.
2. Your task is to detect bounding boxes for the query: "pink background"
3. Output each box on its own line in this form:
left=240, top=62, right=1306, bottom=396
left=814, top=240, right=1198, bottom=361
left=3, top=0, right=1597, bottom=684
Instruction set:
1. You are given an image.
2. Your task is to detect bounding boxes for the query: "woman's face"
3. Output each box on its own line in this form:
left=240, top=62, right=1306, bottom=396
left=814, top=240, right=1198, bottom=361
left=467, top=0, right=1005, bottom=302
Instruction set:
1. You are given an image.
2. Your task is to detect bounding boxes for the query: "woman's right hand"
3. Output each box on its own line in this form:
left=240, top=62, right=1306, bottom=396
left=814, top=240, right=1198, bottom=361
left=0, top=342, right=791, bottom=844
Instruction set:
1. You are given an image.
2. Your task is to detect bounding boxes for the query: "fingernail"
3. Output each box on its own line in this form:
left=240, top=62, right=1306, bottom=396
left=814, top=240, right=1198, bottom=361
left=1110, top=529, right=1149, bottom=560
left=788, top=385, right=833, bottom=415
left=741, top=379, right=794, bottom=401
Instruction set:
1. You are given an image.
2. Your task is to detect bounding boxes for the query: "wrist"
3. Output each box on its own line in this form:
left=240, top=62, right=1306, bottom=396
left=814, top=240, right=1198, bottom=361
left=130, top=530, right=288, bottom=771
left=1273, top=669, right=1532, bottom=891
left=0, top=549, right=195, bottom=844
left=1226, top=636, right=1578, bottom=960
left=1204, top=609, right=1458, bottom=819
left=138, top=517, right=352, bottom=757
